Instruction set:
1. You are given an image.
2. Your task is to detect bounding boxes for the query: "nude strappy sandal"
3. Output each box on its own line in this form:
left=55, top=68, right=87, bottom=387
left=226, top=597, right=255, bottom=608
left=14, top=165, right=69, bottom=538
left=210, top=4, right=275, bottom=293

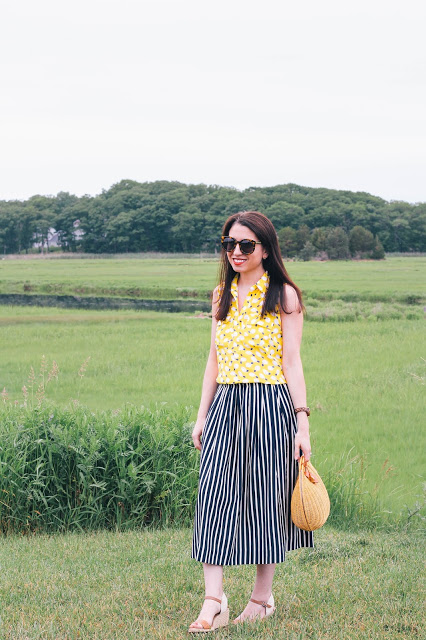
left=188, top=593, right=229, bottom=633
left=233, top=593, right=276, bottom=624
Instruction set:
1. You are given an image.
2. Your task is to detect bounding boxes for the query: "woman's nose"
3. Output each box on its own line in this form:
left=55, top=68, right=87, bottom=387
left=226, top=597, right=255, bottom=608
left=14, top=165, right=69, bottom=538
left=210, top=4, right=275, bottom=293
left=231, top=246, right=244, bottom=257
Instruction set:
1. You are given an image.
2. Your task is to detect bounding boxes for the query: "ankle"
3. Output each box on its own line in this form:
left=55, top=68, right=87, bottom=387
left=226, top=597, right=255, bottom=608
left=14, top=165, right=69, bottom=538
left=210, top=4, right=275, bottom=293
left=204, top=591, right=224, bottom=600
left=251, top=590, right=271, bottom=602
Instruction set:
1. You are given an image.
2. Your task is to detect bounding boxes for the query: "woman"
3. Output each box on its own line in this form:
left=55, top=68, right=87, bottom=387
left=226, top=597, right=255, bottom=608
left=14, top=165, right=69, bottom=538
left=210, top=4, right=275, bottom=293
left=188, top=211, right=314, bottom=633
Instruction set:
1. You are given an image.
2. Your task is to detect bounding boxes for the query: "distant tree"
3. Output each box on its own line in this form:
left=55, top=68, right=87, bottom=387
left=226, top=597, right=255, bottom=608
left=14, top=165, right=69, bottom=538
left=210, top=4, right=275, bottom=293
left=26, top=195, right=56, bottom=252
left=325, top=227, right=350, bottom=259
left=32, top=216, right=51, bottom=251
left=408, top=204, right=426, bottom=251
left=370, top=235, right=385, bottom=259
left=311, top=227, right=328, bottom=251
left=105, top=210, right=136, bottom=252
left=296, top=224, right=310, bottom=250
left=0, top=180, right=424, bottom=254
left=298, top=241, right=315, bottom=261
left=277, top=227, right=298, bottom=257
left=0, top=202, right=37, bottom=253
left=349, top=225, right=375, bottom=255
left=0, top=204, right=19, bottom=253
left=390, top=217, right=411, bottom=252
left=53, top=191, right=80, bottom=251
left=265, top=201, right=305, bottom=230
left=388, top=201, right=413, bottom=251
left=172, top=206, right=210, bottom=252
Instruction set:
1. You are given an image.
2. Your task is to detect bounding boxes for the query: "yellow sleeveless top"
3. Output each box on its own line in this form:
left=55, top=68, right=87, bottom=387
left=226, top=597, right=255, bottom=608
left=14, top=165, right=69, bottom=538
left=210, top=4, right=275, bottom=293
left=215, top=271, right=286, bottom=384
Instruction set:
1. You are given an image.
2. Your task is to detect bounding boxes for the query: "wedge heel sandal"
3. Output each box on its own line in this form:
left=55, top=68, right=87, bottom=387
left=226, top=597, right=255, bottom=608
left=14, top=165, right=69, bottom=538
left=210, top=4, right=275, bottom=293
left=188, top=593, right=229, bottom=633
left=233, top=593, right=276, bottom=624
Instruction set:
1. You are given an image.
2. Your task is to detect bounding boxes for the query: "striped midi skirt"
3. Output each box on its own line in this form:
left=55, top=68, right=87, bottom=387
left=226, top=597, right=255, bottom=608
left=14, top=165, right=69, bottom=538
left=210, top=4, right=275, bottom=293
left=191, top=382, right=314, bottom=565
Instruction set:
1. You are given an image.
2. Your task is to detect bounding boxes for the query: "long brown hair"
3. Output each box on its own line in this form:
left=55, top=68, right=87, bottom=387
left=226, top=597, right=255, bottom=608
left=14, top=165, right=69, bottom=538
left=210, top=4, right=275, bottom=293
left=215, top=211, right=305, bottom=321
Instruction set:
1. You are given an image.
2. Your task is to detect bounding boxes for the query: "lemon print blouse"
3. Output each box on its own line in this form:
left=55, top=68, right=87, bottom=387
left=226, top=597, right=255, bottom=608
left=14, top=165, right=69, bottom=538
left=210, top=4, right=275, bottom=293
left=215, top=271, right=286, bottom=385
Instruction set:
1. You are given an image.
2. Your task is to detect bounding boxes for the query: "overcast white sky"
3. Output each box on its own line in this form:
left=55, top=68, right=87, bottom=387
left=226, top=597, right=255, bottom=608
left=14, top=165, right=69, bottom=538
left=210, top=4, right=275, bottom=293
left=0, top=0, right=425, bottom=203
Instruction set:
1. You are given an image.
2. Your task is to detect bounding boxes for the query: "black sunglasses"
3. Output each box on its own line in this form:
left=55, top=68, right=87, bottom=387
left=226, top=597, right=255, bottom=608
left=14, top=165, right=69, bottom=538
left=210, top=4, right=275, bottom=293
left=221, top=236, right=262, bottom=255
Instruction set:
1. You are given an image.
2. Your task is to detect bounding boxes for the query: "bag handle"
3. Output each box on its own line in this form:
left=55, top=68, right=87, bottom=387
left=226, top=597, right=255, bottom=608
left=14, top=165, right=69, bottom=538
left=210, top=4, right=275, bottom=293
left=299, top=455, right=319, bottom=484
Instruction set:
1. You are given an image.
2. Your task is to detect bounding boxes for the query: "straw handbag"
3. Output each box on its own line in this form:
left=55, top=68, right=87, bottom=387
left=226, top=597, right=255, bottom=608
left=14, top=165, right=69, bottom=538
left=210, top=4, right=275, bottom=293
left=291, top=455, right=330, bottom=531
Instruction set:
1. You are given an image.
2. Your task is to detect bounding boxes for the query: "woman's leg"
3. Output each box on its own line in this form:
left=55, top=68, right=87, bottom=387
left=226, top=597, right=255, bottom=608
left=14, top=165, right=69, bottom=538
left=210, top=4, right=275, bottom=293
left=188, top=563, right=224, bottom=630
left=232, top=563, right=276, bottom=623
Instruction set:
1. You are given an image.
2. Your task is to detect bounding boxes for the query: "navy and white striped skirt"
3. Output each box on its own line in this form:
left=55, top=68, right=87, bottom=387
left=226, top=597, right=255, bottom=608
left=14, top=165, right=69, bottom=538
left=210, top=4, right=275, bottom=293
left=191, top=382, right=314, bottom=565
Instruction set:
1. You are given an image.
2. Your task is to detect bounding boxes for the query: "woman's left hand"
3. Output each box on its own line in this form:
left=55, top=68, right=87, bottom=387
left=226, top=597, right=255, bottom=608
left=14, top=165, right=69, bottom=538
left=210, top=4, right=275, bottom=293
left=294, top=429, right=312, bottom=463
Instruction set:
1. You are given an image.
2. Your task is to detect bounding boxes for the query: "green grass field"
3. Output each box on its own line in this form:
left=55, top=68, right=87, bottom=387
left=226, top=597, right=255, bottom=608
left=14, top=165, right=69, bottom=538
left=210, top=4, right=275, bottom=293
left=0, top=526, right=423, bottom=639
left=1, top=255, right=425, bottom=638
left=1, top=255, right=425, bottom=301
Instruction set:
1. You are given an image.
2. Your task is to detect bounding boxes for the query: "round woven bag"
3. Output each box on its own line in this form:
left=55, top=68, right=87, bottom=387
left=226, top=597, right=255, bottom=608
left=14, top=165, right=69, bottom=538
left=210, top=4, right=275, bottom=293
left=291, top=455, right=330, bottom=531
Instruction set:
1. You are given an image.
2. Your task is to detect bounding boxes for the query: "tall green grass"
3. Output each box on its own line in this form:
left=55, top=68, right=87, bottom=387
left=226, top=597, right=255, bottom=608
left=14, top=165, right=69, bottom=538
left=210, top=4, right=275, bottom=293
left=0, top=402, right=198, bottom=534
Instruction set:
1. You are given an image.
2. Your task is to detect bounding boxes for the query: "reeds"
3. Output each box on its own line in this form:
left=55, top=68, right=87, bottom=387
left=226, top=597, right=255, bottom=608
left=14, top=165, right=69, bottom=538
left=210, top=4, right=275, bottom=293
left=0, top=399, right=199, bottom=535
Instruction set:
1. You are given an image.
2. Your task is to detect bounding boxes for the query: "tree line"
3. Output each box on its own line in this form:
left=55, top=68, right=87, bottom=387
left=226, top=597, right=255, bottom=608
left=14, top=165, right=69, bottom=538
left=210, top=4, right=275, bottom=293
left=0, top=179, right=424, bottom=257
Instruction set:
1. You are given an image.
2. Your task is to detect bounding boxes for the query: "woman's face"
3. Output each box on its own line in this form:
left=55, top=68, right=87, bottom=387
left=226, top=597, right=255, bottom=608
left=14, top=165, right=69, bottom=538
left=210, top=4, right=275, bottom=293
left=226, top=222, right=268, bottom=274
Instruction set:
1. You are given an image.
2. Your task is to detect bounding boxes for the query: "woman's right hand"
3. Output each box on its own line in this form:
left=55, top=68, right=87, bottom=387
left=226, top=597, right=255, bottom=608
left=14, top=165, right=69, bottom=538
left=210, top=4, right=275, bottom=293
left=192, top=418, right=205, bottom=451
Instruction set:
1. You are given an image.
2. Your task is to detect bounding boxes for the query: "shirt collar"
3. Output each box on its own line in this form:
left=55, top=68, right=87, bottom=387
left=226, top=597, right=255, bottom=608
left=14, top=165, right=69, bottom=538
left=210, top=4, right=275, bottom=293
left=231, top=271, right=269, bottom=300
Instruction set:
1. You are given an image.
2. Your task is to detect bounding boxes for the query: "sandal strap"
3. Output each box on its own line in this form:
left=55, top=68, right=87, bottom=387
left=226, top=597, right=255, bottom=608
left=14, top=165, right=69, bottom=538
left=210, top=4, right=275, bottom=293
left=250, top=597, right=272, bottom=609
left=198, top=619, right=212, bottom=629
left=189, top=596, right=225, bottom=630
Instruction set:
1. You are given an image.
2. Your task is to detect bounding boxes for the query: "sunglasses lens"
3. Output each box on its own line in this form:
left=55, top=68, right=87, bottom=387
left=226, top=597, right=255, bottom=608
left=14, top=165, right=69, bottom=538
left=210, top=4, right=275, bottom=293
left=240, top=240, right=255, bottom=254
left=222, top=237, right=236, bottom=252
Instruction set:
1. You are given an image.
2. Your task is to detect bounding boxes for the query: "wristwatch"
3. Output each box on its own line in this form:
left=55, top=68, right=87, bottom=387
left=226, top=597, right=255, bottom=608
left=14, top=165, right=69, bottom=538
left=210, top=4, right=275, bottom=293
left=294, top=406, right=310, bottom=417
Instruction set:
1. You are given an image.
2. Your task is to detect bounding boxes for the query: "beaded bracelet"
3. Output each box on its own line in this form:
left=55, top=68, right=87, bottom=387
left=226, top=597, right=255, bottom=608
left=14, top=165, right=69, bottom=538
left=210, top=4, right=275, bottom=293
left=294, top=407, right=310, bottom=417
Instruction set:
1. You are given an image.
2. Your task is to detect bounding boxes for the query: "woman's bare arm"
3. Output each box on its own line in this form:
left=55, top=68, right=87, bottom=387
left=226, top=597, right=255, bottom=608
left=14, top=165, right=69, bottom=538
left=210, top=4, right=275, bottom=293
left=280, top=285, right=312, bottom=462
left=192, top=287, right=220, bottom=451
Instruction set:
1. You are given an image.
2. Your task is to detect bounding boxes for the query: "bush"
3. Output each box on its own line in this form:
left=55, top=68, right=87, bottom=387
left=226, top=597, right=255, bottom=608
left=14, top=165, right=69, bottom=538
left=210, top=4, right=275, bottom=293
left=370, top=235, right=385, bottom=259
left=349, top=225, right=375, bottom=256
